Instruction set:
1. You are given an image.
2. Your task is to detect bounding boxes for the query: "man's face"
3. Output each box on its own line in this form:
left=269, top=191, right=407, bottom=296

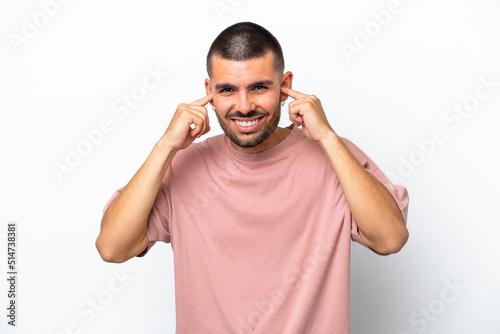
left=206, top=52, right=290, bottom=152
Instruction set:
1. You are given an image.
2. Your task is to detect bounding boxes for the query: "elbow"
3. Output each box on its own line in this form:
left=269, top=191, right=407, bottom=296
left=95, top=235, right=127, bottom=263
left=375, top=225, right=409, bottom=256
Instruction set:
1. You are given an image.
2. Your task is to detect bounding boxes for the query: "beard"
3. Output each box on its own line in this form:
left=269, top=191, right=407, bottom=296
left=216, top=102, right=281, bottom=148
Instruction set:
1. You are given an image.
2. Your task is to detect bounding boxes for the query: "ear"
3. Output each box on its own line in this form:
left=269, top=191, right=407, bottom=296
left=205, top=78, right=213, bottom=105
left=280, top=71, right=293, bottom=102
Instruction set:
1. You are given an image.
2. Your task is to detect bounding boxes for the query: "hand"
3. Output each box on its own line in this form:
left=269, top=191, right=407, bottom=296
left=281, top=87, right=335, bottom=143
left=163, top=94, right=213, bottom=151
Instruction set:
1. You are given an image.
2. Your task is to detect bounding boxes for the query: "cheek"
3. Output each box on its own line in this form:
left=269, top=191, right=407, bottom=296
left=213, top=97, right=231, bottom=117
left=252, top=93, right=280, bottom=110
left=215, top=98, right=232, bottom=109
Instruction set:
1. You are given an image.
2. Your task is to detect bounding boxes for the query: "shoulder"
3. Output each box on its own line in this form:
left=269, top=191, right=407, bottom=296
left=338, top=137, right=369, bottom=167
left=293, top=127, right=369, bottom=167
left=171, top=133, right=226, bottom=166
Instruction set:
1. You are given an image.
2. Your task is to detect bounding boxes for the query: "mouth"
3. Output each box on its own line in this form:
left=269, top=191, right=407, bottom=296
left=230, top=116, right=265, bottom=133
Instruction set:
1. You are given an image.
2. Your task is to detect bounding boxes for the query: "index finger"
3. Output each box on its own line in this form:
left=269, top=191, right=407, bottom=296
left=191, top=93, right=213, bottom=106
left=281, top=87, right=307, bottom=100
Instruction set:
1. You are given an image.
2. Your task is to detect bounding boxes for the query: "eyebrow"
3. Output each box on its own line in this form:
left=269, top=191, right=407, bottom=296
left=214, top=80, right=275, bottom=91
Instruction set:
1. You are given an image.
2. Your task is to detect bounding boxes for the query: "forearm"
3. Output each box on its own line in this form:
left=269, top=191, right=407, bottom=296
left=319, top=131, right=408, bottom=255
left=96, top=136, right=177, bottom=262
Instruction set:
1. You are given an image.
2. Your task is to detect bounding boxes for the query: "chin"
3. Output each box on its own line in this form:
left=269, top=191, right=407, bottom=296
left=217, top=103, right=281, bottom=148
left=228, top=129, right=271, bottom=148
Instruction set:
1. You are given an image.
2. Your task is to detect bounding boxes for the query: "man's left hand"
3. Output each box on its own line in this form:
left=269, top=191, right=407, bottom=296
left=281, top=87, right=335, bottom=142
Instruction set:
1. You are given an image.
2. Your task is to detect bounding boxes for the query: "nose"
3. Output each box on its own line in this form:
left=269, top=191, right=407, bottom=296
left=235, top=92, right=254, bottom=114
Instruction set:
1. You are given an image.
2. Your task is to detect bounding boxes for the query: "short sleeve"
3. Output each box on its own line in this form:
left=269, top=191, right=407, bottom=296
left=102, top=183, right=171, bottom=257
left=339, top=137, right=410, bottom=248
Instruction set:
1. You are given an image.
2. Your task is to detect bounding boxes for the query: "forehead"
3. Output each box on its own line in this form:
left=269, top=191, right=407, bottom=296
left=210, top=52, right=279, bottom=85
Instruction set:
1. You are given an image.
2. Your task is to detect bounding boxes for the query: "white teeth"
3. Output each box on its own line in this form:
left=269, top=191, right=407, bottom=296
left=235, top=119, right=259, bottom=127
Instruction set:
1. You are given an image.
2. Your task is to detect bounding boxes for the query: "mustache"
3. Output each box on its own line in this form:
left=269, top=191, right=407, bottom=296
left=226, top=110, right=269, bottom=118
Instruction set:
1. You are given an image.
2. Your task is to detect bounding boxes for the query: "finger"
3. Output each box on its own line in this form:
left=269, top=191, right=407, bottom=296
left=193, top=122, right=210, bottom=138
left=288, top=105, right=301, bottom=126
left=188, top=107, right=211, bottom=137
left=202, top=124, right=211, bottom=136
left=189, top=114, right=206, bottom=138
left=281, top=86, right=307, bottom=100
left=191, top=93, right=213, bottom=106
left=176, top=104, right=208, bottom=126
left=190, top=108, right=210, bottom=137
left=190, top=105, right=210, bottom=122
left=289, top=110, right=304, bottom=127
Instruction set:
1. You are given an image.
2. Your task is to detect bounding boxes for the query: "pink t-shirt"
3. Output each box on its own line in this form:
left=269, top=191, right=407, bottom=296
left=104, top=126, right=409, bottom=333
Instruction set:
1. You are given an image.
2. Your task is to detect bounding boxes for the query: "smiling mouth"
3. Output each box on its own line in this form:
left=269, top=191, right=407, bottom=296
left=234, top=119, right=260, bottom=127
left=229, top=114, right=265, bottom=130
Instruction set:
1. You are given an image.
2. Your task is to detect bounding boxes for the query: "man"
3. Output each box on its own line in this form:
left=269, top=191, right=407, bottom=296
left=96, top=22, right=409, bottom=333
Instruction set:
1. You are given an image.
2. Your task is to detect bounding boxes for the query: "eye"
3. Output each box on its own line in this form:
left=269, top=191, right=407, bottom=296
left=254, top=85, right=267, bottom=90
left=220, top=88, right=232, bottom=93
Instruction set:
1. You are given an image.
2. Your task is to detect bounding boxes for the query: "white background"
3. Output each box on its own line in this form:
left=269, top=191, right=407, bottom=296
left=1, top=0, right=499, bottom=333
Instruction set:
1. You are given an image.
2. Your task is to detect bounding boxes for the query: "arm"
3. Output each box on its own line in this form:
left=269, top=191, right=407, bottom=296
left=318, top=133, right=408, bottom=255
left=282, top=87, right=408, bottom=255
left=96, top=94, right=212, bottom=263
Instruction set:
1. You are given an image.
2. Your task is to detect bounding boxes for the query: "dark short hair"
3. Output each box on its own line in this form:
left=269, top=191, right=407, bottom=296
left=206, top=22, right=285, bottom=78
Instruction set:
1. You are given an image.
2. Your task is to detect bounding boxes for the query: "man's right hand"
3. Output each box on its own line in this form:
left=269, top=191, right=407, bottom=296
left=163, top=94, right=213, bottom=151
left=96, top=93, right=214, bottom=263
